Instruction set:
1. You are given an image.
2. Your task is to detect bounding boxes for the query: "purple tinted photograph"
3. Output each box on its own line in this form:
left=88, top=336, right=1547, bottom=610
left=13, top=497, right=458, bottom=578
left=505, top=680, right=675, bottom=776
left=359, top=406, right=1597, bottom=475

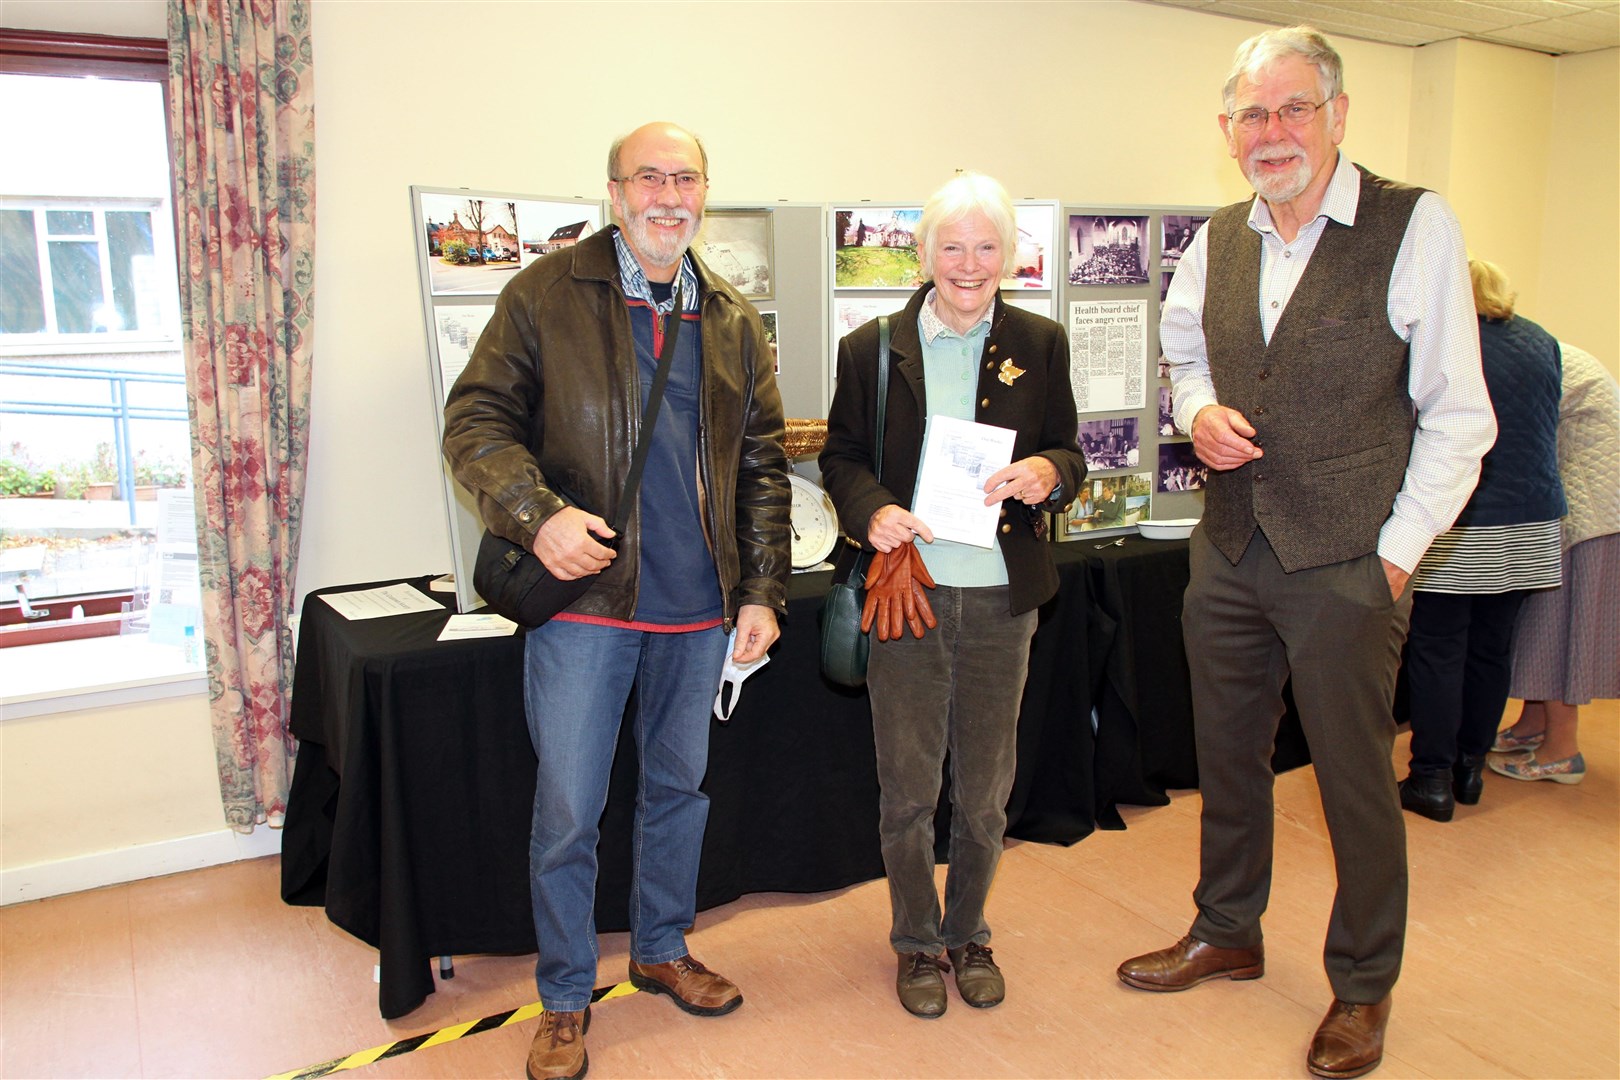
left=1157, top=441, right=1209, bottom=492
left=1077, top=416, right=1139, bottom=471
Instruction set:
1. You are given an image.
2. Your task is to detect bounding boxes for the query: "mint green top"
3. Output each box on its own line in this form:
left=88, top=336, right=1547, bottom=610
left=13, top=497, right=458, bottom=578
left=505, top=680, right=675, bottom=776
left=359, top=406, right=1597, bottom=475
left=911, top=295, right=1008, bottom=588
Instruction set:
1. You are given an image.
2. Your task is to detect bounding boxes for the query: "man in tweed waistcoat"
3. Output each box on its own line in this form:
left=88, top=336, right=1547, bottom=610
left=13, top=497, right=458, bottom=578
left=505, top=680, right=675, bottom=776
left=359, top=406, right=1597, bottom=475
left=1116, top=26, right=1496, bottom=1079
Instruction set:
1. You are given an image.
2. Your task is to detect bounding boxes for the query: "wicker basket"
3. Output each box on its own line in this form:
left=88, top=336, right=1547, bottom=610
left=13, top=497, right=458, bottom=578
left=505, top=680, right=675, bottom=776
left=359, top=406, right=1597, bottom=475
left=783, top=418, right=828, bottom=461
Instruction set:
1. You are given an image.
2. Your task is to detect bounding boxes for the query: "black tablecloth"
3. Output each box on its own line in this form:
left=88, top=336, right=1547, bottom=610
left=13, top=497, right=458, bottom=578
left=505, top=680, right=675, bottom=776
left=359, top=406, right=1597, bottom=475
left=281, top=538, right=1306, bottom=1018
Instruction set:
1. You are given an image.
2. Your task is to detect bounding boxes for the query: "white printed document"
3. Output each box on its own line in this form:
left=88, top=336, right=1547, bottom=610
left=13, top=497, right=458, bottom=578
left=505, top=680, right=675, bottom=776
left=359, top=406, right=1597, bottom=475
left=911, top=415, right=1016, bottom=548
left=320, top=583, right=445, bottom=621
left=437, top=613, right=520, bottom=641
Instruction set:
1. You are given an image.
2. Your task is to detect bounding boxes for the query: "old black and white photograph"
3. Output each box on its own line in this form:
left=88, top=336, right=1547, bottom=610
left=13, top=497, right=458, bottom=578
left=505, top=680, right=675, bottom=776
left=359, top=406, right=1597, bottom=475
left=697, top=208, right=774, bottom=299
left=1161, top=270, right=1175, bottom=303
left=1160, top=214, right=1207, bottom=266
left=1158, top=441, right=1209, bottom=492
left=1158, top=386, right=1176, bottom=436
left=1077, top=416, right=1139, bottom=471
left=1068, top=214, right=1148, bottom=285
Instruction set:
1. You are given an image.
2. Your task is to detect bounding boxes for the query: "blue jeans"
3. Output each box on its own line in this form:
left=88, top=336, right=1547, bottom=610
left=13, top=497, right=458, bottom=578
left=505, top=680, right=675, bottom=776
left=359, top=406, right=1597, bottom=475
left=522, top=618, right=728, bottom=1011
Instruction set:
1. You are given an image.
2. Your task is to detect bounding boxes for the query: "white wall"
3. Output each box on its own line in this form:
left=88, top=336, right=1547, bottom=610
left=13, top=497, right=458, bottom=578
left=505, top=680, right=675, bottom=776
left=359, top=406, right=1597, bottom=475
left=1539, top=48, right=1620, bottom=367
left=297, top=0, right=1419, bottom=604
left=1, top=0, right=1614, bottom=895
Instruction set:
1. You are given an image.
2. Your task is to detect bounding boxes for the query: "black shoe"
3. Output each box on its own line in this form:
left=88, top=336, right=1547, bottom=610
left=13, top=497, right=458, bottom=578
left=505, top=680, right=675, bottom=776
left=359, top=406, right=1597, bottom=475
left=1399, top=772, right=1454, bottom=822
left=1452, top=755, right=1485, bottom=805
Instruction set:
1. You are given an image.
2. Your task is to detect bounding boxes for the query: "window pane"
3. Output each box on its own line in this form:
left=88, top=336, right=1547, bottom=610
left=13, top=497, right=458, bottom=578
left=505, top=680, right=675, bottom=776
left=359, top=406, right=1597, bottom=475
left=0, top=209, right=46, bottom=333
left=107, top=211, right=156, bottom=333
left=47, top=240, right=104, bottom=333
left=45, top=209, right=95, bottom=236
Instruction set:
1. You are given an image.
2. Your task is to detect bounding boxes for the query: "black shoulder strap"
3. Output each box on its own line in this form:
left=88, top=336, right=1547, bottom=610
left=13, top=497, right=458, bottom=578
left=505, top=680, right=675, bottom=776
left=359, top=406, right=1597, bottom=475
left=611, top=286, right=683, bottom=533
left=874, top=315, right=891, bottom=483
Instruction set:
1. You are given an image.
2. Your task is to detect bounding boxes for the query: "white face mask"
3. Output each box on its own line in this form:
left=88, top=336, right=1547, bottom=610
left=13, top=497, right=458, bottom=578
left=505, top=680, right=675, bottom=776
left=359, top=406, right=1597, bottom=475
left=713, top=627, right=770, bottom=722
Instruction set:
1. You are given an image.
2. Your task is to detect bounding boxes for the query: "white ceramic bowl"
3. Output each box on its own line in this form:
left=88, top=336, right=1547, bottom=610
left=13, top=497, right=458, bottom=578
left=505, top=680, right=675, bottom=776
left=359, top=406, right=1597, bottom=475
left=1136, top=518, right=1200, bottom=541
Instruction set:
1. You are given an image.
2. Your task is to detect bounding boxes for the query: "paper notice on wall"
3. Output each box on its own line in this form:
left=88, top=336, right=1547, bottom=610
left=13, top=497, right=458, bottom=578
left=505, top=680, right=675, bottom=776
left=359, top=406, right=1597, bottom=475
left=1067, top=299, right=1147, bottom=414
left=435, top=305, right=497, bottom=402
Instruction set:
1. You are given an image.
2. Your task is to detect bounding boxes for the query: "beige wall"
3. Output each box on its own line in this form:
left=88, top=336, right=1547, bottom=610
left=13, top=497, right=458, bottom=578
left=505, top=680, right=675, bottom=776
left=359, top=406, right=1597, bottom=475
left=0, top=694, right=220, bottom=866
left=0, top=0, right=1614, bottom=886
left=1539, top=48, right=1620, bottom=367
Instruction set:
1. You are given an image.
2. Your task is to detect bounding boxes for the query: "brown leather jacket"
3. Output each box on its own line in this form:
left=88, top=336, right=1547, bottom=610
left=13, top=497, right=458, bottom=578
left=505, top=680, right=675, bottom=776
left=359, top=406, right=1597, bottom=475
left=442, top=228, right=790, bottom=624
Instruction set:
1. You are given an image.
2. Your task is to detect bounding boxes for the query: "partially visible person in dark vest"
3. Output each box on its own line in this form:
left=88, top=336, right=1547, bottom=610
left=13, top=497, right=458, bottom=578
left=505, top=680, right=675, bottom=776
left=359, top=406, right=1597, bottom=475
left=1115, top=25, right=1496, bottom=1080
left=1397, top=257, right=1564, bottom=822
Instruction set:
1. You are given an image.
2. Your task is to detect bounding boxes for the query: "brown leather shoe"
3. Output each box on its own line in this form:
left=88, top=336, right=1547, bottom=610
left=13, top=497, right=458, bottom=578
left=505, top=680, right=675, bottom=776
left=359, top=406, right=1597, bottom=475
left=628, top=954, right=742, bottom=1016
left=1116, top=934, right=1264, bottom=991
left=946, top=942, right=1005, bottom=1008
left=525, top=1006, right=589, bottom=1080
left=896, top=951, right=948, bottom=1018
left=1308, top=995, right=1391, bottom=1078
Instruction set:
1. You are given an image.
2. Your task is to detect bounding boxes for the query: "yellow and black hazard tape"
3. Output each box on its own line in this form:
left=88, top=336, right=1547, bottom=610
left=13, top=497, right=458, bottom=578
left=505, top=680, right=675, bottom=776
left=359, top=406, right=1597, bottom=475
left=266, top=980, right=640, bottom=1080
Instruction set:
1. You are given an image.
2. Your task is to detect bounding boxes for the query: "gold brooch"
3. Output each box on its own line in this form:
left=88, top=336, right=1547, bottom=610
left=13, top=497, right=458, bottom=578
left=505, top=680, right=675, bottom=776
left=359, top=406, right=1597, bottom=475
left=997, top=358, right=1025, bottom=386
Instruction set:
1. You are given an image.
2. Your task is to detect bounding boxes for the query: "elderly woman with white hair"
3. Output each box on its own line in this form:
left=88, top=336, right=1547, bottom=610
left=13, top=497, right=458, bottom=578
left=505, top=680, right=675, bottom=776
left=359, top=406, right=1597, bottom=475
left=819, top=173, right=1085, bottom=1019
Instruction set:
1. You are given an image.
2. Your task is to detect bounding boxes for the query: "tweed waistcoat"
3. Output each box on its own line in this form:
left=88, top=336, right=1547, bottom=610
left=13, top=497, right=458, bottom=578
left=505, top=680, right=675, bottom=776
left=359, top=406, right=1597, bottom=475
left=1201, top=165, right=1424, bottom=572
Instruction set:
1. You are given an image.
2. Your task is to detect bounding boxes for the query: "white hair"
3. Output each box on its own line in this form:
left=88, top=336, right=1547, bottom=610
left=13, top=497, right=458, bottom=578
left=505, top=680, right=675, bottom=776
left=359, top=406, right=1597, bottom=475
left=1222, top=25, right=1344, bottom=118
left=915, top=172, right=1018, bottom=281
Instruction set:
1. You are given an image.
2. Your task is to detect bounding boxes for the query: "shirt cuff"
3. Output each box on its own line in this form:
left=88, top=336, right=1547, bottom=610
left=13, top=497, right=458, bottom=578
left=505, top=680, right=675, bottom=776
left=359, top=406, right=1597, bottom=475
left=1172, top=391, right=1218, bottom=438
left=1377, top=515, right=1435, bottom=576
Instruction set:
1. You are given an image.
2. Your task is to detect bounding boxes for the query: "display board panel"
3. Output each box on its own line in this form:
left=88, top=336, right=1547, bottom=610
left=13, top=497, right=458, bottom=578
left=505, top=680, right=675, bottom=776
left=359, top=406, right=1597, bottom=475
left=1056, top=203, right=1216, bottom=537
left=411, top=185, right=606, bottom=614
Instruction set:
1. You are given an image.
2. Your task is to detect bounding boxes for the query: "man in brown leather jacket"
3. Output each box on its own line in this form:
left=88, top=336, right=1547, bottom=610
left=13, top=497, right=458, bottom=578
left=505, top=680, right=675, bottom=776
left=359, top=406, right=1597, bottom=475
left=442, top=121, right=788, bottom=1080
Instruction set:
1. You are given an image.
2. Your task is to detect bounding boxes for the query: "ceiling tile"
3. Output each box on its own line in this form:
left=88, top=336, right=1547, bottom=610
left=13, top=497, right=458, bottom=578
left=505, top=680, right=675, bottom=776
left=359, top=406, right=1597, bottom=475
left=1485, top=0, right=1589, bottom=16
left=1556, top=7, right=1620, bottom=40
left=1134, top=0, right=1620, bottom=53
left=1385, top=0, right=1526, bottom=31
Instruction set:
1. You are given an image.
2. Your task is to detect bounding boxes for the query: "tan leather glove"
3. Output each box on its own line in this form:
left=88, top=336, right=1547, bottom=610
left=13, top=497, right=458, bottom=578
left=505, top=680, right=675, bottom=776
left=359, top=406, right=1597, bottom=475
left=860, top=543, right=939, bottom=642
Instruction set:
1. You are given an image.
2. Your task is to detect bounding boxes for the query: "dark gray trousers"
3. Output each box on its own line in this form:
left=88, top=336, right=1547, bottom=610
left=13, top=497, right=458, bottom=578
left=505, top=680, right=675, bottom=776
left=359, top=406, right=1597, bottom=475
left=868, top=584, right=1036, bottom=956
left=1184, top=527, right=1413, bottom=1003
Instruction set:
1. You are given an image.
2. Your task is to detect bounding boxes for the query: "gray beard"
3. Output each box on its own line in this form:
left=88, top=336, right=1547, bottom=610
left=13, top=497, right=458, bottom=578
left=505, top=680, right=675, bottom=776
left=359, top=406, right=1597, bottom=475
left=616, top=197, right=701, bottom=271
left=1248, top=156, right=1311, bottom=204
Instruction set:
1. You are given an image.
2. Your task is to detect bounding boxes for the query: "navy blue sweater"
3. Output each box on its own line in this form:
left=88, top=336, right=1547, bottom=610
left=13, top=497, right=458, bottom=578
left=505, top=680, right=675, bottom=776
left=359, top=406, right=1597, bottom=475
left=1454, top=314, right=1565, bottom=527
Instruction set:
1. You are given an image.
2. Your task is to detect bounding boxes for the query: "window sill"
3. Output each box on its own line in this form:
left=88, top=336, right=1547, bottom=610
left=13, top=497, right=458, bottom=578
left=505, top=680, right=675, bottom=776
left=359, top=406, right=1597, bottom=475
left=0, top=635, right=204, bottom=719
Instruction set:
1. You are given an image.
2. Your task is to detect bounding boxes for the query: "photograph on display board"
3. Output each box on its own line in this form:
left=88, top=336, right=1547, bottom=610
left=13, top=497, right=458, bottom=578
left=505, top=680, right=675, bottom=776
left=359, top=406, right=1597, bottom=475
left=1157, top=355, right=1171, bottom=380
left=1004, top=204, right=1055, bottom=290
left=833, top=207, right=923, bottom=288
left=420, top=193, right=524, bottom=295
left=1160, top=214, right=1208, bottom=266
left=760, top=310, right=780, bottom=374
left=518, top=201, right=602, bottom=266
left=1054, top=471, right=1153, bottom=538
left=1068, top=214, right=1148, bottom=285
left=433, top=305, right=496, bottom=403
left=832, top=296, right=893, bottom=338
left=1077, top=416, right=1139, bottom=471
left=1158, top=441, right=1209, bottom=492
left=1161, top=270, right=1175, bottom=303
left=696, top=208, right=773, bottom=299
left=1158, top=386, right=1176, bottom=436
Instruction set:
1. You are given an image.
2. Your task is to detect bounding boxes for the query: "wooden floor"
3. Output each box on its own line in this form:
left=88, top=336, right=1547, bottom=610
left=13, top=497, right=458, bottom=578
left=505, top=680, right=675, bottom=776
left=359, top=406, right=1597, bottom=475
left=3, top=701, right=1616, bottom=1080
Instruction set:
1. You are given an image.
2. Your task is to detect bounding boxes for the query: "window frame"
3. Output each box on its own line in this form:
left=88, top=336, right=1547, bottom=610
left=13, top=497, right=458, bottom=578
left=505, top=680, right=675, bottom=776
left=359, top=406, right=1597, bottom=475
left=0, top=28, right=189, bottom=657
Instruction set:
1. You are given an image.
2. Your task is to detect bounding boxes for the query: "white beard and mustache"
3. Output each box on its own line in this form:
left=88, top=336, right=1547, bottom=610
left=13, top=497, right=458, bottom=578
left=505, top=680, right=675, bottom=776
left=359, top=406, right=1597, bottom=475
left=614, top=192, right=702, bottom=271
left=1245, top=143, right=1313, bottom=203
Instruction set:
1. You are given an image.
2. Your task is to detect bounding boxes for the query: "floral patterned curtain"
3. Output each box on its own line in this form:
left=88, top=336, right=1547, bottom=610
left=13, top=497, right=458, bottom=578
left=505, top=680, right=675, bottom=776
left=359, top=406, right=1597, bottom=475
left=168, top=0, right=315, bottom=831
